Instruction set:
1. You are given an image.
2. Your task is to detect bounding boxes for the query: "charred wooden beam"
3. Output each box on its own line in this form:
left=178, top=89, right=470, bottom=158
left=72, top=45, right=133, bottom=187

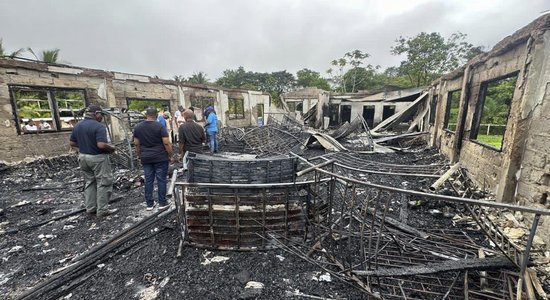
left=352, top=256, right=514, bottom=277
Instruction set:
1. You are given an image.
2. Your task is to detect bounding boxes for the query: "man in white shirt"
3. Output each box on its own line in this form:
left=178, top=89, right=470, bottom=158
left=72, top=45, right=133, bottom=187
left=23, top=119, right=38, bottom=132
left=41, top=121, right=52, bottom=130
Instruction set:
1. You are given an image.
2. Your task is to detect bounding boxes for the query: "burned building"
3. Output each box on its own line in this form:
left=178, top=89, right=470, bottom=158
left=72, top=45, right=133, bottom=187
left=4, top=13, right=550, bottom=300
left=283, top=86, right=423, bottom=129
left=429, top=14, right=550, bottom=242
left=0, top=59, right=272, bottom=163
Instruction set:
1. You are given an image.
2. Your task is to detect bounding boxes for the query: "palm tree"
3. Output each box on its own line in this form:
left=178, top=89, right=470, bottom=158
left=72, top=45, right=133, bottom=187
left=187, top=72, right=209, bottom=84
left=0, top=38, right=25, bottom=58
left=28, top=48, right=60, bottom=63
left=173, top=75, right=185, bottom=83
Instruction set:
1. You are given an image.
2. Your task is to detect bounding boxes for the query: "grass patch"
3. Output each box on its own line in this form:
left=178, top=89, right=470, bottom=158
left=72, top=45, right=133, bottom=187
left=475, top=134, right=503, bottom=149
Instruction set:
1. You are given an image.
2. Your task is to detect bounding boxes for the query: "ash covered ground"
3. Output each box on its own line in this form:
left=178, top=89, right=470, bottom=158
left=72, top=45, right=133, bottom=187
left=0, top=147, right=545, bottom=299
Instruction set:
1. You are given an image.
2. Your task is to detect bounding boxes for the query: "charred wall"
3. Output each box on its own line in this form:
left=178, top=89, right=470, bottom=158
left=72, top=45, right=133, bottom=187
left=430, top=15, right=550, bottom=243
left=0, top=62, right=111, bottom=162
left=515, top=31, right=550, bottom=208
left=0, top=59, right=271, bottom=163
left=432, top=76, right=463, bottom=162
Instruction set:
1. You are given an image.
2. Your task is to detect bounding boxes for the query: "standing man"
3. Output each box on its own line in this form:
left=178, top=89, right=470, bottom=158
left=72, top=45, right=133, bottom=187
left=69, top=105, right=117, bottom=218
left=176, top=106, right=186, bottom=129
left=133, top=107, right=174, bottom=210
left=156, top=109, right=167, bottom=128
left=178, top=109, right=206, bottom=156
left=204, top=107, right=219, bottom=153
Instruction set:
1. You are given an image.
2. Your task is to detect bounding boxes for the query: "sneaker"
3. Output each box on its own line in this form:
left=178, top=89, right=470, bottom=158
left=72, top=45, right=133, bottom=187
left=96, top=208, right=118, bottom=217
left=158, top=202, right=170, bottom=210
left=146, top=203, right=156, bottom=211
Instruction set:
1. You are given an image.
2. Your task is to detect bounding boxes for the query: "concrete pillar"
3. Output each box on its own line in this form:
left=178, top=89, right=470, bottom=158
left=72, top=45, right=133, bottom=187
left=497, top=35, right=549, bottom=202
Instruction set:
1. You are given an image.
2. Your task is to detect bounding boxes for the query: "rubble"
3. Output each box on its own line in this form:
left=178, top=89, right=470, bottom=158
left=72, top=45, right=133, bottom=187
left=1, top=138, right=549, bottom=299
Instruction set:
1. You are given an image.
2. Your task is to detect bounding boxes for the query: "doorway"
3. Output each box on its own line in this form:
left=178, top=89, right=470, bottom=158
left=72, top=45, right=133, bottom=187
left=362, top=105, right=375, bottom=128
left=382, top=105, right=396, bottom=121
left=340, top=105, right=352, bottom=124
left=329, top=104, right=339, bottom=126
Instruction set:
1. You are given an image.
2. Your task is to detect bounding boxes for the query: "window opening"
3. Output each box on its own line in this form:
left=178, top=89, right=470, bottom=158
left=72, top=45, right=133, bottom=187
left=470, top=74, right=517, bottom=150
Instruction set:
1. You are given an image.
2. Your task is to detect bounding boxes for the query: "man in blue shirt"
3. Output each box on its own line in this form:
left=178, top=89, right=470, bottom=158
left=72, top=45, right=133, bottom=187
left=134, top=107, right=174, bottom=210
left=69, top=105, right=117, bottom=218
left=204, top=107, right=219, bottom=153
left=156, top=112, right=167, bottom=128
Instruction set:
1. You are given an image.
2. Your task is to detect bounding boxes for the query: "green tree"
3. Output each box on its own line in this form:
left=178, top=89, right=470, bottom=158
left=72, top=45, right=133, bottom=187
left=342, top=65, right=383, bottom=92
left=173, top=75, right=185, bottom=83
left=367, top=67, right=416, bottom=90
left=269, top=71, right=295, bottom=95
left=296, top=68, right=330, bottom=90
left=481, top=76, right=517, bottom=124
left=28, top=48, right=60, bottom=63
left=327, top=50, right=377, bottom=93
left=252, top=70, right=295, bottom=107
left=127, top=99, right=169, bottom=111
left=465, top=45, right=485, bottom=61
left=391, top=32, right=476, bottom=87
left=0, top=38, right=24, bottom=58
left=216, top=67, right=258, bottom=89
left=187, top=71, right=210, bottom=84
left=215, top=67, right=296, bottom=107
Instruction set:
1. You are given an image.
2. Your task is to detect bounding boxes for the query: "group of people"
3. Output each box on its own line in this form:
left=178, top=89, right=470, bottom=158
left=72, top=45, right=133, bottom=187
left=20, top=119, right=52, bottom=133
left=69, top=104, right=220, bottom=217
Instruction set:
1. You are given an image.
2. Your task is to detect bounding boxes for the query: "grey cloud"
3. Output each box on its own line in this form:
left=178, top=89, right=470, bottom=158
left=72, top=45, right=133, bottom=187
left=0, top=0, right=548, bottom=80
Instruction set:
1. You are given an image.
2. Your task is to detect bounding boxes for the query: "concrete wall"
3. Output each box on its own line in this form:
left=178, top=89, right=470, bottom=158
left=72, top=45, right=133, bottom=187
left=431, top=77, right=464, bottom=161
left=285, top=97, right=414, bottom=128
left=431, top=32, right=533, bottom=197
left=430, top=15, right=550, bottom=244
left=216, top=91, right=270, bottom=128
left=340, top=101, right=412, bottom=126
left=515, top=31, right=550, bottom=208
left=0, top=59, right=270, bottom=163
left=0, top=63, right=111, bottom=162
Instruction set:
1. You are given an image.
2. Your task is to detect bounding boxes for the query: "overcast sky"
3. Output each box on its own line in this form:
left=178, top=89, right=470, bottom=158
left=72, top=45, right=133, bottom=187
left=0, top=0, right=548, bottom=80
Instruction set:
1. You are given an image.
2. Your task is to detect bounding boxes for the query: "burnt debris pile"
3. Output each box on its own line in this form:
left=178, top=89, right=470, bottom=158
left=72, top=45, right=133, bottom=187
left=2, top=117, right=550, bottom=300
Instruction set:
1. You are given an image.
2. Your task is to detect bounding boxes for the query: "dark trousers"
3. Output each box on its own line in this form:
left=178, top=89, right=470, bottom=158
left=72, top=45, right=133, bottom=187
left=207, top=131, right=218, bottom=153
left=142, top=161, right=169, bottom=207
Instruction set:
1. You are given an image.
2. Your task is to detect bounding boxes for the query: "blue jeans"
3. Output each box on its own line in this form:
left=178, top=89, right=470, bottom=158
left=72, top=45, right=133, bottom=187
left=142, top=161, right=169, bottom=207
left=207, top=131, right=218, bottom=153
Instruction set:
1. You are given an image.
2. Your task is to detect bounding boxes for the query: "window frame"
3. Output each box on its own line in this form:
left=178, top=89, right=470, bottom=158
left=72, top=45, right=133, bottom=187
left=190, top=96, right=214, bottom=121
left=256, top=103, right=264, bottom=118
left=469, top=72, right=518, bottom=151
left=9, top=85, right=88, bottom=135
left=296, top=102, right=303, bottom=113
left=429, top=94, right=438, bottom=125
left=228, top=98, right=245, bottom=120
left=126, top=98, right=170, bottom=129
left=443, top=89, right=462, bottom=133
left=287, top=101, right=296, bottom=112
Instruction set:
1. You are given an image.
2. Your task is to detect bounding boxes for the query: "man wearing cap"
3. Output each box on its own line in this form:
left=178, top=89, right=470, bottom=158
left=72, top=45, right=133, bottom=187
left=204, top=107, right=219, bottom=153
left=70, top=105, right=117, bottom=218
left=133, top=107, right=174, bottom=210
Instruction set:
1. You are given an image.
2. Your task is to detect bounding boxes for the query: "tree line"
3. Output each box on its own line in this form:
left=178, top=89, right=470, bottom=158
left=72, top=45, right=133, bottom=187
left=2, top=31, right=485, bottom=105
left=176, top=31, right=483, bottom=105
left=0, top=39, right=61, bottom=63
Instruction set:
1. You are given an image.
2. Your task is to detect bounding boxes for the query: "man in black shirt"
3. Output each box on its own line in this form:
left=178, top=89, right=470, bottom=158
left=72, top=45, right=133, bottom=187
left=133, top=107, right=174, bottom=210
left=178, top=109, right=206, bottom=156
left=69, top=105, right=117, bottom=218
